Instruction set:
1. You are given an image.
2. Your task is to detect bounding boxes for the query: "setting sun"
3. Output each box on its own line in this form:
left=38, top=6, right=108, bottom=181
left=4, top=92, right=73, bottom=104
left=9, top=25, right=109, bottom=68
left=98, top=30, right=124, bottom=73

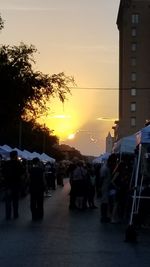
left=38, top=103, right=80, bottom=141
left=45, top=114, right=77, bottom=140
left=68, top=133, right=76, bottom=140
left=37, top=96, right=92, bottom=142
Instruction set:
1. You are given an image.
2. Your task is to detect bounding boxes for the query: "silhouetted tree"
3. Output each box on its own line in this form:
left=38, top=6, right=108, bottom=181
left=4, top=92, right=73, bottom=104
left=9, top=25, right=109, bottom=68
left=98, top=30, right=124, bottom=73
left=0, top=17, right=76, bottom=158
left=0, top=43, right=74, bottom=126
left=59, top=144, right=83, bottom=160
left=0, top=43, right=75, bottom=150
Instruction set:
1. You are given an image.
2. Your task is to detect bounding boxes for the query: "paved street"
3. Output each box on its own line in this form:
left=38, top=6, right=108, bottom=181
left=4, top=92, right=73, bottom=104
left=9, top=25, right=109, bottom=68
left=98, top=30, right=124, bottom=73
left=0, top=179, right=150, bottom=267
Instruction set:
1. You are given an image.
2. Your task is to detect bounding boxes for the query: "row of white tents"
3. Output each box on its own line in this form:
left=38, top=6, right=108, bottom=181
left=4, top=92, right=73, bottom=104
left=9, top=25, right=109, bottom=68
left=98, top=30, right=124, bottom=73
left=0, top=144, right=55, bottom=163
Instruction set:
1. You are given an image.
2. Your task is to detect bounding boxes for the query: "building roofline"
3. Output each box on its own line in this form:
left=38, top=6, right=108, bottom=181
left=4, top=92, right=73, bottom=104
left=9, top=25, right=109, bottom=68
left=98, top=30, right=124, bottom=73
left=117, top=0, right=131, bottom=28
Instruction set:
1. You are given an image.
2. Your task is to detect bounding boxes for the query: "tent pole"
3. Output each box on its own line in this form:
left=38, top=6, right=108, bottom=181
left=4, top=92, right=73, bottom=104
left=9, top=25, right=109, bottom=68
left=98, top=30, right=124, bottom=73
left=125, top=144, right=142, bottom=243
left=129, top=143, right=142, bottom=225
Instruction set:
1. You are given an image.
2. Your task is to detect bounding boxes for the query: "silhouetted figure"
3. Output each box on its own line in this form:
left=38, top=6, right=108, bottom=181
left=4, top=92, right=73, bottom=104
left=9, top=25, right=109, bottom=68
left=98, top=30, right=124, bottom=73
left=100, top=154, right=117, bottom=223
left=2, top=150, right=24, bottom=220
left=87, top=164, right=97, bottom=209
left=69, top=160, right=87, bottom=210
left=45, top=162, right=56, bottom=192
left=29, top=157, right=45, bottom=221
left=57, top=162, right=65, bottom=187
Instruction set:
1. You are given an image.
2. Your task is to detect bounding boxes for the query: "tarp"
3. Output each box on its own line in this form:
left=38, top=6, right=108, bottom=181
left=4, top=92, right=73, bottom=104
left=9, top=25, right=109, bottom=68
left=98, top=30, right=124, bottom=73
left=136, top=125, right=150, bottom=145
left=112, top=135, right=136, bottom=154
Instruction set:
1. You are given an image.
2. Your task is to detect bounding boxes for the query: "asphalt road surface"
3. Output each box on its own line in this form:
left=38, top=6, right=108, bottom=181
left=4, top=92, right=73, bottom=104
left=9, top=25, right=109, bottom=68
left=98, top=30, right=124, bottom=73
left=0, top=179, right=150, bottom=267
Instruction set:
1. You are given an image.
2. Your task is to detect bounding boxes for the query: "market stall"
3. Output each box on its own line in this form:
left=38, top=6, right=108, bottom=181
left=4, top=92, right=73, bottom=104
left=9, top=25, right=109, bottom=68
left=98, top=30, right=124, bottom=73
left=125, top=125, right=150, bottom=242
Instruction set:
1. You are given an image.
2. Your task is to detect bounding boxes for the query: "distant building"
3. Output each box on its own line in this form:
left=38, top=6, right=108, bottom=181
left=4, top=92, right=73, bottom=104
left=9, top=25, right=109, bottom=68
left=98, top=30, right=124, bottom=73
left=106, top=132, right=114, bottom=153
left=114, top=0, right=150, bottom=140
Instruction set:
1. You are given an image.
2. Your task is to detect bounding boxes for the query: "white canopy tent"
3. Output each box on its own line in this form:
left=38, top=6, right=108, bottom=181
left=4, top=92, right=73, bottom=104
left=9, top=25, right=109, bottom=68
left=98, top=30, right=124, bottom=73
left=31, top=151, right=42, bottom=159
left=112, top=135, right=136, bottom=154
left=93, top=152, right=111, bottom=164
left=0, top=144, right=12, bottom=152
left=136, top=124, right=150, bottom=145
left=13, top=147, right=25, bottom=158
left=40, top=153, right=55, bottom=163
left=0, top=145, right=56, bottom=162
left=126, top=125, right=150, bottom=241
left=0, top=147, right=10, bottom=159
left=22, top=150, right=34, bottom=160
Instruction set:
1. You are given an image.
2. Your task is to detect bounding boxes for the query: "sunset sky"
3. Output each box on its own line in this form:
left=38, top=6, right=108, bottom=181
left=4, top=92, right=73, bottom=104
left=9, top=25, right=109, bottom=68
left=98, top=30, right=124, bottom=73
left=0, top=0, right=120, bottom=156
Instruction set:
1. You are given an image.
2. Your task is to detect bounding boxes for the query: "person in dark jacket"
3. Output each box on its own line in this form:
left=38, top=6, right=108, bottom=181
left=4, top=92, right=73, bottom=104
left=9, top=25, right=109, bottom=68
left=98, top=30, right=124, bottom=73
left=29, top=157, right=45, bottom=221
left=2, top=150, right=24, bottom=220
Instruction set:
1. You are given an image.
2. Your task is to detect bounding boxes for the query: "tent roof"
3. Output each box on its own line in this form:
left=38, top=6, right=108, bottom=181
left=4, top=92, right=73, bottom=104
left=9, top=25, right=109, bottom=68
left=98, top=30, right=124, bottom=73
left=93, top=152, right=111, bottom=164
left=0, top=145, right=56, bottom=162
left=13, top=147, right=25, bottom=158
left=112, top=135, right=136, bottom=153
left=31, top=151, right=41, bottom=159
left=1, top=144, right=12, bottom=152
left=0, top=147, right=10, bottom=158
left=136, top=125, right=150, bottom=144
left=40, top=153, right=55, bottom=163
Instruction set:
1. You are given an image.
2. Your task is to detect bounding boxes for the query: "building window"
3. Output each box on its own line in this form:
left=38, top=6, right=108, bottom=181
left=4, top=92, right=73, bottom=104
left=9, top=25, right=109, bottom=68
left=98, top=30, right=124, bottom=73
left=131, top=43, right=137, bottom=51
left=131, top=117, right=136, bottom=127
left=131, top=72, right=136, bottom=81
left=132, top=14, right=139, bottom=24
left=132, top=28, right=137, bottom=37
left=131, top=57, right=136, bottom=66
left=131, top=88, right=136, bottom=96
left=131, top=102, right=136, bottom=112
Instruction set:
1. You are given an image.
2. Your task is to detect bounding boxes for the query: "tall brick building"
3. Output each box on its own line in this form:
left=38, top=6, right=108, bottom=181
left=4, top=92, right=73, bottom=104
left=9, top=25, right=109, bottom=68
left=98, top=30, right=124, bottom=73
left=114, top=0, right=150, bottom=140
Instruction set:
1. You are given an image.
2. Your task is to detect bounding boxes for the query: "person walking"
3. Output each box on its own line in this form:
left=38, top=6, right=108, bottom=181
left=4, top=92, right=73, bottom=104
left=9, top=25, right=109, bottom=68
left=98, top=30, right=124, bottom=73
left=87, top=163, right=97, bottom=209
left=99, top=154, right=117, bottom=223
left=29, top=157, right=45, bottom=221
left=2, top=150, right=24, bottom=220
left=69, top=160, right=87, bottom=210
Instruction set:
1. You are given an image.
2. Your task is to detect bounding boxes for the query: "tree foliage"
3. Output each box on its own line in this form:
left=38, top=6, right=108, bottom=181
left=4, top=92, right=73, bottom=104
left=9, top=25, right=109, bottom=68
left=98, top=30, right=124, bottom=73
left=0, top=42, right=77, bottom=157
left=0, top=43, right=75, bottom=125
left=0, top=18, right=81, bottom=158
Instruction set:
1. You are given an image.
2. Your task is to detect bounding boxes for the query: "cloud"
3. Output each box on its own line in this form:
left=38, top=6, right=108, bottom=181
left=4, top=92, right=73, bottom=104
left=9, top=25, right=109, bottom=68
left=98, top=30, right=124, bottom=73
left=96, top=117, right=118, bottom=122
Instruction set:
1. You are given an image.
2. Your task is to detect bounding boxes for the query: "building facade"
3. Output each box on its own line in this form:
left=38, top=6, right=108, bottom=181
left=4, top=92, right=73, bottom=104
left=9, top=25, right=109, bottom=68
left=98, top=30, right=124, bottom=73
left=115, top=0, right=150, bottom=140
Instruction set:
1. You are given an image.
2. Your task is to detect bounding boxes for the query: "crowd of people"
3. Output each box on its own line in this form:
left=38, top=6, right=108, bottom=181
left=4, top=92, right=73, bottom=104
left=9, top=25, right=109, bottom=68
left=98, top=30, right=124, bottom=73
left=68, top=155, right=134, bottom=225
left=0, top=150, right=150, bottom=227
